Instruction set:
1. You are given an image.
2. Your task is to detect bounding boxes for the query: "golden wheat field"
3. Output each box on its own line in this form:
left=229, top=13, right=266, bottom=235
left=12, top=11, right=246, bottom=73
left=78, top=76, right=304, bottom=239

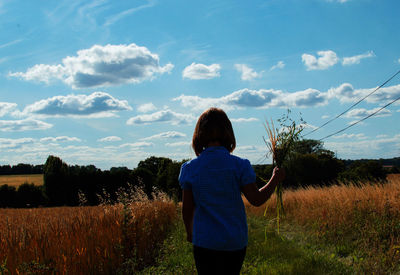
left=0, top=174, right=43, bottom=187
left=0, top=199, right=177, bottom=274
left=245, top=174, right=400, bottom=273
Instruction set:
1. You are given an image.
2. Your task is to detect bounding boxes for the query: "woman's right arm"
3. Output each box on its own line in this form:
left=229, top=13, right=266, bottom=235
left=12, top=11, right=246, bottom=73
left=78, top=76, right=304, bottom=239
left=241, top=167, right=284, bottom=207
left=182, top=189, right=195, bottom=242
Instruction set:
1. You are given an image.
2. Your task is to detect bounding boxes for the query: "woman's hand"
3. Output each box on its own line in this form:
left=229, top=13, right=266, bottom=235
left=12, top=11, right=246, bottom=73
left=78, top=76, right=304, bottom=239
left=272, top=167, right=285, bottom=182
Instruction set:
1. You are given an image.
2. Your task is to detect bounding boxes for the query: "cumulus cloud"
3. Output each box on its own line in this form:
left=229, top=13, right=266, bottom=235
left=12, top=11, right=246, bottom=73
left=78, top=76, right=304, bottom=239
left=10, top=43, right=174, bottom=88
left=302, top=50, right=339, bottom=70
left=174, top=87, right=328, bottom=111
left=234, top=64, right=262, bottom=81
left=137, top=102, right=157, bottom=113
left=127, top=109, right=195, bottom=125
left=98, top=136, right=122, bottom=142
left=141, top=131, right=186, bottom=140
left=176, top=82, right=400, bottom=112
left=0, top=119, right=52, bottom=132
left=182, top=63, right=221, bottom=79
left=23, top=91, right=132, bottom=118
left=328, top=83, right=400, bottom=104
left=230, top=117, right=259, bottom=123
left=270, top=61, right=285, bottom=71
left=0, top=102, right=17, bottom=117
left=40, top=136, right=81, bottom=142
left=0, top=138, right=35, bottom=149
left=343, top=108, right=391, bottom=119
left=283, top=89, right=327, bottom=107
left=342, top=51, right=375, bottom=66
left=325, top=134, right=400, bottom=159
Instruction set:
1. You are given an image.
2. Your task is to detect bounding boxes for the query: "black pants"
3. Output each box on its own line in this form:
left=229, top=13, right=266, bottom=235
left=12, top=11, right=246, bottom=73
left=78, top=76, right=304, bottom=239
left=193, top=245, right=246, bottom=275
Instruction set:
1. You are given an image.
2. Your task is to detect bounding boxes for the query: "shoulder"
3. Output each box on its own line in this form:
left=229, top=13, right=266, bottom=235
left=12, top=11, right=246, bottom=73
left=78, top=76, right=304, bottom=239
left=229, top=154, right=252, bottom=167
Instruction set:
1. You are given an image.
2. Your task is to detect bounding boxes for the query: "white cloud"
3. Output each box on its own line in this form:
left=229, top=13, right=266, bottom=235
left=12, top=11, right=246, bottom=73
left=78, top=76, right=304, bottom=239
left=234, top=64, right=262, bottom=81
left=0, top=102, right=17, bottom=117
left=333, top=133, right=367, bottom=139
left=23, top=91, right=132, bottom=118
left=325, top=134, right=400, bottom=159
left=98, top=136, right=122, bottom=142
left=283, top=88, right=327, bottom=107
left=0, top=119, right=52, bottom=132
left=174, top=87, right=328, bottom=111
left=141, top=131, right=186, bottom=140
left=182, top=63, right=221, bottom=79
left=270, top=61, right=285, bottom=71
left=10, top=43, right=174, bottom=88
left=165, top=141, right=191, bottom=147
left=40, top=136, right=81, bottom=142
left=302, top=50, right=339, bottom=70
left=328, top=83, right=400, bottom=104
left=342, top=51, right=375, bottom=66
left=0, top=138, right=35, bottom=149
left=230, top=117, right=259, bottom=123
left=0, top=39, right=23, bottom=50
left=343, top=108, right=391, bottom=119
left=127, top=109, right=195, bottom=125
left=327, top=0, right=350, bottom=3
left=137, top=102, right=157, bottom=113
left=104, top=0, right=155, bottom=26
left=119, top=141, right=154, bottom=149
left=175, top=83, right=400, bottom=112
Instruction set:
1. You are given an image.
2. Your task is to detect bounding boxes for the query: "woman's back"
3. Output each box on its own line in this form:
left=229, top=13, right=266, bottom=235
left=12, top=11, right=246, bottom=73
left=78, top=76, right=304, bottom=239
left=179, top=146, right=255, bottom=250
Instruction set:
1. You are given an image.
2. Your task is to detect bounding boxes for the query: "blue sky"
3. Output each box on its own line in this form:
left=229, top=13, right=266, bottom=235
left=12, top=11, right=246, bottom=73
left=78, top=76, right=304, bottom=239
left=1, top=0, right=399, bottom=169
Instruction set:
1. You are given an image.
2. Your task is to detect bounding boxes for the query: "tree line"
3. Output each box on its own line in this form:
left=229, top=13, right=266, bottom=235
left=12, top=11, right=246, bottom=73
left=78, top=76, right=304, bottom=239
left=0, top=139, right=396, bottom=208
left=0, top=164, right=43, bottom=175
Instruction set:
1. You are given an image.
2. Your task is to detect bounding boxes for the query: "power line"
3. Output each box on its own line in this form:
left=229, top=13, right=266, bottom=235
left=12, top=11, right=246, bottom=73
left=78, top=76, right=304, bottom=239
left=303, top=68, right=400, bottom=137
left=319, top=93, right=400, bottom=140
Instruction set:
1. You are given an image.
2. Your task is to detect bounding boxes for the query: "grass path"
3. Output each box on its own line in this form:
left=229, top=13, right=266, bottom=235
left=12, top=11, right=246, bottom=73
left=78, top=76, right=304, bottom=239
left=139, top=213, right=353, bottom=274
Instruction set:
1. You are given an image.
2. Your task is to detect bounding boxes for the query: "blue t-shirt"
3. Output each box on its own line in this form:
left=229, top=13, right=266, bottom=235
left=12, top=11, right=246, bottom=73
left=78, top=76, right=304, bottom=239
left=178, top=146, right=256, bottom=251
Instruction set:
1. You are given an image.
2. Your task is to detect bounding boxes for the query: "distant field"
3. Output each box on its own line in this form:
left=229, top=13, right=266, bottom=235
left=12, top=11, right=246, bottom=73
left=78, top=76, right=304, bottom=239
left=387, top=173, right=400, bottom=181
left=0, top=174, right=43, bottom=187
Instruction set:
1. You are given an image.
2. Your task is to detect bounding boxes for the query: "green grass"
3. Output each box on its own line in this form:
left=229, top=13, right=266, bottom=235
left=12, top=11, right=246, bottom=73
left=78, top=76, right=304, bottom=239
left=139, top=214, right=353, bottom=274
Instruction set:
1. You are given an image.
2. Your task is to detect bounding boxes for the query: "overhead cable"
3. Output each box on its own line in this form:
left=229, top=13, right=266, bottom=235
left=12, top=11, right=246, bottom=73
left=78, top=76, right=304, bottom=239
left=319, top=93, right=400, bottom=140
left=303, top=68, right=400, bottom=137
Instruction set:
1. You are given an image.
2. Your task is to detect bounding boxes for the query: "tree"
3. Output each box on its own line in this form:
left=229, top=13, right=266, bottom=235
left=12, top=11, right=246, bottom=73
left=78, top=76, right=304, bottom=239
left=0, top=185, right=17, bottom=207
left=43, top=155, right=70, bottom=206
left=17, top=183, right=46, bottom=207
left=283, top=139, right=344, bottom=188
left=338, top=160, right=387, bottom=183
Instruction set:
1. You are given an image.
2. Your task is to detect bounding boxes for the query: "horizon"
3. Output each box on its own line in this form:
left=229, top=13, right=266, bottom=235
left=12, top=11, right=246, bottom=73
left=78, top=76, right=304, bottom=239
left=1, top=0, right=399, bottom=170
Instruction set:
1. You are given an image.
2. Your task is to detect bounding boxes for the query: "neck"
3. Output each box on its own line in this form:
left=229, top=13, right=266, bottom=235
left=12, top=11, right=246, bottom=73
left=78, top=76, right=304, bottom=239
left=207, top=141, right=221, bottom=147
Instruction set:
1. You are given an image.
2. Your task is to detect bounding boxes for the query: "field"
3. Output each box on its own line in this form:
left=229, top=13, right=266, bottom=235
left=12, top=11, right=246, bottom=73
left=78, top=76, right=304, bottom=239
left=245, top=174, right=400, bottom=274
left=1, top=176, right=400, bottom=274
left=144, top=175, right=400, bottom=274
left=0, top=194, right=177, bottom=274
left=0, top=174, right=43, bottom=187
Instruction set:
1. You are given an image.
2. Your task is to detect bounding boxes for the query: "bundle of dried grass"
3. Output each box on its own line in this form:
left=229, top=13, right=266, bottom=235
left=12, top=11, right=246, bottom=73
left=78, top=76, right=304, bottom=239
left=263, top=110, right=304, bottom=233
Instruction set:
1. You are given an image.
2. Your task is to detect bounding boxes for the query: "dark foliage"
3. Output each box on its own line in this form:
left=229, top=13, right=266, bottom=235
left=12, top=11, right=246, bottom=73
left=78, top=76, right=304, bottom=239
left=0, top=146, right=396, bottom=207
left=0, top=164, right=43, bottom=175
left=338, top=160, right=387, bottom=183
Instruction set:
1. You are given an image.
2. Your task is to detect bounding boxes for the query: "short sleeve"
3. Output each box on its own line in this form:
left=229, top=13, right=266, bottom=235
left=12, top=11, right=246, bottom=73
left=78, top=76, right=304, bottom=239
left=240, top=159, right=256, bottom=187
left=178, top=162, right=192, bottom=190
